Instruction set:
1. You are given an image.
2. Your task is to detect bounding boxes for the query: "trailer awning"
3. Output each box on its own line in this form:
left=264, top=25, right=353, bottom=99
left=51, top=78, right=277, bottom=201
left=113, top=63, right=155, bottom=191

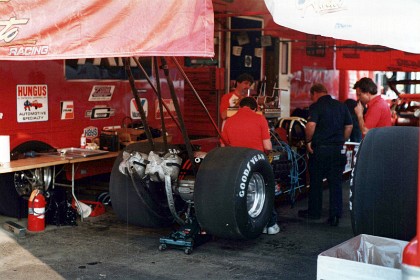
left=0, top=0, right=214, bottom=60
left=264, top=0, right=420, bottom=54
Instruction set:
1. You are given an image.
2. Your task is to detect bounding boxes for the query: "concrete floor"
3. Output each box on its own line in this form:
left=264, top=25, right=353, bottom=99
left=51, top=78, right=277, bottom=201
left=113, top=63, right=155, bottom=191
left=0, top=182, right=354, bottom=280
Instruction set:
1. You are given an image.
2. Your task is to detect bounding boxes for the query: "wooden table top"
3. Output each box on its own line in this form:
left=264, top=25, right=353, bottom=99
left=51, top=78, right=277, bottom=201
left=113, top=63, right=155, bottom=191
left=0, top=151, right=119, bottom=174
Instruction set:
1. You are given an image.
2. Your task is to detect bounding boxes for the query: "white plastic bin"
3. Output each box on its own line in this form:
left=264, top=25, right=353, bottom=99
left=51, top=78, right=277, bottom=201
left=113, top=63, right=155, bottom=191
left=317, top=234, right=408, bottom=280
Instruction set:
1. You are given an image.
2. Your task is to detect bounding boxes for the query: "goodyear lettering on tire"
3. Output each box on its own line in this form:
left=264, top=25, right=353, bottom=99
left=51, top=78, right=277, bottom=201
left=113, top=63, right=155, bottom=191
left=239, top=153, right=265, bottom=198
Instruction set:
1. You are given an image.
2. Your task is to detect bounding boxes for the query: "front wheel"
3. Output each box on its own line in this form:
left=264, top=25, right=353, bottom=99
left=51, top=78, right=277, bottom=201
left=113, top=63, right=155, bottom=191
left=0, top=141, right=53, bottom=217
left=194, top=147, right=275, bottom=240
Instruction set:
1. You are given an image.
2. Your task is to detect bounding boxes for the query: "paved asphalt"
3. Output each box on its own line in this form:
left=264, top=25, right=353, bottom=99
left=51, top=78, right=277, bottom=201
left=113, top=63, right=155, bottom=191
left=0, top=180, right=354, bottom=280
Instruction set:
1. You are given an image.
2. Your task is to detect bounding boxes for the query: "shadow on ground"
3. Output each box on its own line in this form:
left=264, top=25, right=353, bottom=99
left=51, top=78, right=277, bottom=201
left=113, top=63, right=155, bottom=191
left=0, top=180, right=354, bottom=280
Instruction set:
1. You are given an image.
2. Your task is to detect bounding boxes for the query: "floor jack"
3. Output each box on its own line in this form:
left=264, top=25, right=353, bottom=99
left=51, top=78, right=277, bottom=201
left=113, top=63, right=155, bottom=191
left=158, top=217, right=211, bottom=254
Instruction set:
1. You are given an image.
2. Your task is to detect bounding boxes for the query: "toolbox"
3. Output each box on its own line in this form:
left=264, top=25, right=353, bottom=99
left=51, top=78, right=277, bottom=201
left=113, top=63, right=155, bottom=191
left=100, top=132, right=119, bottom=151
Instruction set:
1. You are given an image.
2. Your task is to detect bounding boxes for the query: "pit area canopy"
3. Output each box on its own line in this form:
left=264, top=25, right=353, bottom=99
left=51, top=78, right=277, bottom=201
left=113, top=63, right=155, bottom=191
left=264, top=0, right=420, bottom=54
left=0, top=0, right=214, bottom=60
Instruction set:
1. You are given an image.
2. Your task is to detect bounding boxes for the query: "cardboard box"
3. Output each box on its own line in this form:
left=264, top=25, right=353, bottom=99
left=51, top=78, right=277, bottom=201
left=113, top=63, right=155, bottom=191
left=317, top=234, right=408, bottom=280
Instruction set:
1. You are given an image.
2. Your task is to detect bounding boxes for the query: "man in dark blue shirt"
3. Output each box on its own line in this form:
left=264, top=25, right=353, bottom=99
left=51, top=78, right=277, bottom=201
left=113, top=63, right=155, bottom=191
left=344, top=99, right=362, bottom=142
left=298, top=83, right=353, bottom=226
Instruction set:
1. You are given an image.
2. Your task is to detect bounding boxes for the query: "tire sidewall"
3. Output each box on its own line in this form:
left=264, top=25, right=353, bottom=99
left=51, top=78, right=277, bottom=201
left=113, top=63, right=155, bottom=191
left=350, top=127, right=418, bottom=241
left=195, top=147, right=275, bottom=240
left=234, top=152, right=274, bottom=238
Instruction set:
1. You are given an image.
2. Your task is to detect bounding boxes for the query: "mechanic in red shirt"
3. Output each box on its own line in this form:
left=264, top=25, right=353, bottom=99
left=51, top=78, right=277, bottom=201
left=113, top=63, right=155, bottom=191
left=220, top=73, right=254, bottom=121
left=354, top=77, right=392, bottom=136
left=220, top=97, right=279, bottom=235
left=221, top=97, right=272, bottom=153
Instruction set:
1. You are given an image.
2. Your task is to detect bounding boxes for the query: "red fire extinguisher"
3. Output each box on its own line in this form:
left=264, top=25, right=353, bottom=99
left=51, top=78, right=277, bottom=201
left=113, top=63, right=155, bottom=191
left=28, top=189, right=46, bottom=232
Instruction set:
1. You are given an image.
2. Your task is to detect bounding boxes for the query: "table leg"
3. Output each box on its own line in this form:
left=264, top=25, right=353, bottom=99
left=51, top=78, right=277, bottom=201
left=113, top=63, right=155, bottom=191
left=71, top=163, right=83, bottom=222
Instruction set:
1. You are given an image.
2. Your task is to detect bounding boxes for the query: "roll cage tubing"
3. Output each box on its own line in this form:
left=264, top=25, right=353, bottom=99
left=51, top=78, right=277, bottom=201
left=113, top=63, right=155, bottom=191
left=388, top=80, right=420, bottom=96
left=153, top=57, right=169, bottom=149
left=124, top=56, right=227, bottom=176
left=124, top=58, right=155, bottom=149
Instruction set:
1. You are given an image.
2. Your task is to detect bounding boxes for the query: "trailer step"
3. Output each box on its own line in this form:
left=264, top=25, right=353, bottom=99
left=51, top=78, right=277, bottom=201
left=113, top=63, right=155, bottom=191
left=3, top=221, right=26, bottom=238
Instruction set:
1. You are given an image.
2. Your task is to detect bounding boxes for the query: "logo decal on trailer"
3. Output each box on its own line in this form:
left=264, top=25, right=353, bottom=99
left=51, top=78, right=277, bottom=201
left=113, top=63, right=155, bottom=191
left=155, top=99, right=177, bottom=119
left=88, top=85, right=115, bottom=101
left=130, top=98, right=148, bottom=120
left=83, top=126, right=99, bottom=139
left=60, top=101, right=74, bottom=120
left=85, top=106, right=115, bottom=120
left=16, top=84, right=49, bottom=123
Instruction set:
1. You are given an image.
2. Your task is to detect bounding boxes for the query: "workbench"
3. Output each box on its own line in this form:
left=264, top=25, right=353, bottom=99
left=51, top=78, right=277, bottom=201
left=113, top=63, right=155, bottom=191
left=0, top=149, right=119, bottom=220
left=0, top=156, right=69, bottom=174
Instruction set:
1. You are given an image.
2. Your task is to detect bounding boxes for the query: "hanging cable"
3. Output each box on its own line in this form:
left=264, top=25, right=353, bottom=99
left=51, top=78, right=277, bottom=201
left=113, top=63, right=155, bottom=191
left=270, top=130, right=307, bottom=206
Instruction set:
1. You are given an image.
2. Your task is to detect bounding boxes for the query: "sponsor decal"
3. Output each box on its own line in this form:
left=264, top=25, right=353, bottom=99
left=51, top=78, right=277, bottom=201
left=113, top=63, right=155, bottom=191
left=0, top=12, right=49, bottom=56
left=9, top=46, right=49, bottom=56
left=16, top=84, right=48, bottom=122
left=0, top=16, right=29, bottom=43
left=168, top=148, right=181, bottom=155
left=85, top=106, right=115, bottom=120
left=88, top=85, right=115, bottom=101
left=60, top=101, right=74, bottom=120
left=396, top=59, right=420, bottom=69
left=83, top=126, right=99, bottom=139
left=296, top=0, right=346, bottom=16
left=155, top=99, right=177, bottom=119
left=130, top=98, right=148, bottom=120
left=239, top=153, right=265, bottom=197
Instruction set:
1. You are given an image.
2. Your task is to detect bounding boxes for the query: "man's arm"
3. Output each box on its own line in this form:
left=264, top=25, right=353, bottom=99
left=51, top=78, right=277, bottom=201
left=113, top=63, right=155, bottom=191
left=263, top=139, right=272, bottom=153
left=355, top=102, right=369, bottom=136
left=356, top=114, right=369, bottom=135
left=305, top=121, right=316, bottom=154
left=220, top=94, right=228, bottom=121
left=344, top=124, right=353, bottom=141
left=220, top=110, right=228, bottom=121
left=220, top=123, right=229, bottom=147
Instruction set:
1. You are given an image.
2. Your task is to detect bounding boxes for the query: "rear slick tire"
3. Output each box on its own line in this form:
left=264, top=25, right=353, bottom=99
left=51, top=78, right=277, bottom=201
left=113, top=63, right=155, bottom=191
left=194, top=147, right=275, bottom=240
left=109, top=142, right=180, bottom=228
left=350, top=126, right=418, bottom=241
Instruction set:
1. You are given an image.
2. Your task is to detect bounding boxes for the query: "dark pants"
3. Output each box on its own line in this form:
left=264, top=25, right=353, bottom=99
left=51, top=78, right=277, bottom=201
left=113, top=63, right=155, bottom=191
left=267, top=208, right=278, bottom=227
left=308, top=145, right=347, bottom=218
